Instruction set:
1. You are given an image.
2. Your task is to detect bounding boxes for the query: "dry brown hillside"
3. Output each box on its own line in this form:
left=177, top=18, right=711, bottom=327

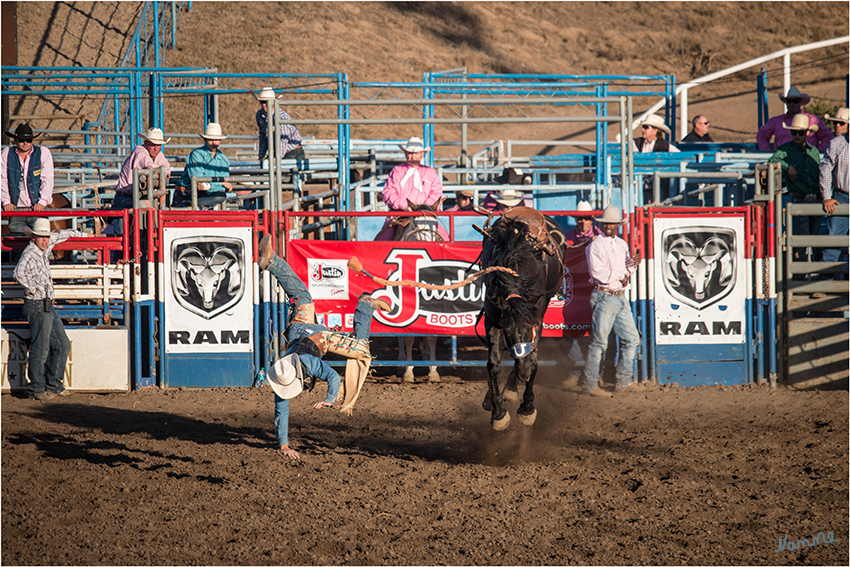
left=11, top=1, right=850, bottom=147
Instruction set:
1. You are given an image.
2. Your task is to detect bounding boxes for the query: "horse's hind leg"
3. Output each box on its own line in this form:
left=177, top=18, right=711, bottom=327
left=400, top=337, right=415, bottom=383
left=425, top=336, right=439, bottom=382
left=517, top=356, right=539, bottom=426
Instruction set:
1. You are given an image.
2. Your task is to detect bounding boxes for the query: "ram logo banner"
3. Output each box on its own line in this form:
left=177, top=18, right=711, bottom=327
left=653, top=217, right=746, bottom=345
left=372, top=250, right=483, bottom=329
left=164, top=227, right=254, bottom=354
left=661, top=227, right=736, bottom=310
left=172, top=236, right=245, bottom=319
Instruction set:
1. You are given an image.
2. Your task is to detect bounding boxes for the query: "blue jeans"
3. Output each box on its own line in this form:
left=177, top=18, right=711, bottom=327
left=581, top=288, right=641, bottom=390
left=266, top=255, right=374, bottom=343
left=22, top=299, right=70, bottom=395
left=822, top=191, right=849, bottom=267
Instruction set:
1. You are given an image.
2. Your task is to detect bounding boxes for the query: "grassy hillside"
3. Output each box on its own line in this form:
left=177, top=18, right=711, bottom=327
left=12, top=1, right=850, bottom=148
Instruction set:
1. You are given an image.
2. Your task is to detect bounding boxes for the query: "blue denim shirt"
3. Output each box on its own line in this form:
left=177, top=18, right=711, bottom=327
left=273, top=353, right=340, bottom=447
left=178, top=145, right=231, bottom=193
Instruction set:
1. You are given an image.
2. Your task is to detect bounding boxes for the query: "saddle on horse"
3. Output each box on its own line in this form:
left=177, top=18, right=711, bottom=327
left=484, top=206, right=566, bottom=262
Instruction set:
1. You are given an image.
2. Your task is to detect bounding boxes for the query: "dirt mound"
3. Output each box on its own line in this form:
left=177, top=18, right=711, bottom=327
left=2, top=377, right=847, bottom=565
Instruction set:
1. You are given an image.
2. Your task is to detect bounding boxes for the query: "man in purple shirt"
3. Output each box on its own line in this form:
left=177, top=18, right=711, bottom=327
left=757, top=87, right=833, bottom=152
left=580, top=206, right=642, bottom=397
left=1, top=124, right=54, bottom=235
left=563, top=201, right=604, bottom=383
left=111, top=128, right=172, bottom=235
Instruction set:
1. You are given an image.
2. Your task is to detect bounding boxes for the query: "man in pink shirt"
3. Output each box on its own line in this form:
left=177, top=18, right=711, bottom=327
left=377, top=136, right=446, bottom=240
left=1, top=124, right=54, bottom=235
left=111, top=128, right=171, bottom=235
left=757, top=87, right=833, bottom=152
left=113, top=128, right=171, bottom=210
left=580, top=205, right=642, bottom=397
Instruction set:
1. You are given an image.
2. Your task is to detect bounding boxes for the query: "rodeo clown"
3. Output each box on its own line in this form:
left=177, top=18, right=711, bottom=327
left=258, top=234, right=390, bottom=459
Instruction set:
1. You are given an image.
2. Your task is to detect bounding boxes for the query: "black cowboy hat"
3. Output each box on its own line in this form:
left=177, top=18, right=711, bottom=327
left=6, top=124, right=39, bottom=142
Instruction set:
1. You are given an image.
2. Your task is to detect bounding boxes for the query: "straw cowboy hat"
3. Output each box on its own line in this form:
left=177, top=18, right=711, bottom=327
left=200, top=122, right=228, bottom=140
left=398, top=136, right=431, bottom=153
left=6, top=123, right=39, bottom=142
left=255, top=87, right=278, bottom=101
left=575, top=200, right=593, bottom=213
left=638, top=114, right=671, bottom=136
left=495, top=188, right=524, bottom=207
left=597, top=205, right=627, bottom=225
left=782, top=114, right=818, bottom=133
left=779, top=86, right=811, bottom=105
left=824, top=108, right=849, bottom=124
left=22, top=218, right=53, bottom=237
left=458, top=189, right=474, bottom=198
left=266, top=353, right=305, bottom=400
left=138, top=127, right=170, bottom=145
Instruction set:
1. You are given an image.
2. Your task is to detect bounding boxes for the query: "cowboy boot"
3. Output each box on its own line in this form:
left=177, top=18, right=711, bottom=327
left=258, top=233, right=274, bottom=270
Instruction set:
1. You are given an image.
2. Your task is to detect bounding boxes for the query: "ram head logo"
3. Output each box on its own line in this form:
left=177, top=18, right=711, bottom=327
left=661, top=228, right=736, bottom=310
left=171, top=237, right=245, bottom=319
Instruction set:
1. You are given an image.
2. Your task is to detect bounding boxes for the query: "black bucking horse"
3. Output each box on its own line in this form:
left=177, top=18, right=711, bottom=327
left=479, top=207, right=566, bottom=430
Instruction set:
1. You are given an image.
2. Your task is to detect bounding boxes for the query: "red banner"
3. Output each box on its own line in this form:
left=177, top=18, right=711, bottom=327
left=287, top=241, right=592, bottom=337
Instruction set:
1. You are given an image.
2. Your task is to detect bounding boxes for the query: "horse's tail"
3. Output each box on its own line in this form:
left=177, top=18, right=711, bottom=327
left=347, top=256, right=518, bottom=291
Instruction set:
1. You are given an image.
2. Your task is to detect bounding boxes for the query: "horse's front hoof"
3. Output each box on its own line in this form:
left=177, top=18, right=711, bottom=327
left=402, top=370, right=415, bottom=383
left=427, top=370, right=440, bottom=383
left=518, top=408, right=537, bottom=426
left=492, top=412, right=511, bottom=431
left=502, top=388, right=519, bottom=403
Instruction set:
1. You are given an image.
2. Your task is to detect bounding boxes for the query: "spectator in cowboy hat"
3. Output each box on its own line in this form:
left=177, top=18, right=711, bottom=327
left=111, top=128, right=172, bottom=232
left=13, top=218, right=94, bottom=400
left=445, top=189, right=476, bottom=211
left=580, top=205, right=642, bottom=397
left=1, top=123, right=54, bottom=236
left=493, top=188, right=527, bottom=212
left=632, top=114, right=679, bottom=203
left=768, top=114, right=822, bottom=274
left=562, top=200, right=607, bottom=387
left=174, top=123, right=232, bottom=209
left=757, top=86, right=833, bottom=152
left=255, top=87, right=304, bottom=163
left=818, top=107, right=849, bottom=283
left=482, top=167, right=534, bottom=210
left=376, top=135, right=447, bottom=240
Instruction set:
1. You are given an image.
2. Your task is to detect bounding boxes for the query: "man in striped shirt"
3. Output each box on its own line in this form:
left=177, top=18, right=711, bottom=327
left=13, top=218, right=92, bottom=400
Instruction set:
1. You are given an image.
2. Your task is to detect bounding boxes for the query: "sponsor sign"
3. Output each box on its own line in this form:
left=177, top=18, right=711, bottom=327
left=164, top=227, right=254, bottom=353
left=288, top=241, right=594, bottom=336
left=653, top=216, right=746, bottom=344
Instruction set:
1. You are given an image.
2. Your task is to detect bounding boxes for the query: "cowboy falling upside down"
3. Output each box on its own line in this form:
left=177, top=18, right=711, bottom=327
left=257, top=235, right=391, bottom=460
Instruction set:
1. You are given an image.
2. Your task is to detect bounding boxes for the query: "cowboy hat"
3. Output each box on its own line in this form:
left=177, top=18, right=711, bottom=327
left=824, top=108, right=849, bottom=124
left=266, top=353, right=305, bottom=400
left=398, top=136, right=431, bottom=153
left=574, top=200, right=593, bottom=213
left=597, top=205, right=627, bottom=225
left=458, top=189, right=474, bottom=198
left=255, top=87, right=278, bottom=101
left=6, top=123, right=39, bottom=142
left=200, top=122, right=228, bottom=140
left=779, top=86, right=811, bottom=105
left=782, top=114, right=818, bottom=133
left=638, top=114, right=671, bottom=136
left=138, top=127, right=170, bottom=145
left=22, top=218, right=53, bottom=237
left=495, top=188, right=524, bottom=207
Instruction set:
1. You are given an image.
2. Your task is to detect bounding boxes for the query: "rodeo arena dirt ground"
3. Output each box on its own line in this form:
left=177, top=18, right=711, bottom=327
left=2, top=340, right=848, bottom=566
